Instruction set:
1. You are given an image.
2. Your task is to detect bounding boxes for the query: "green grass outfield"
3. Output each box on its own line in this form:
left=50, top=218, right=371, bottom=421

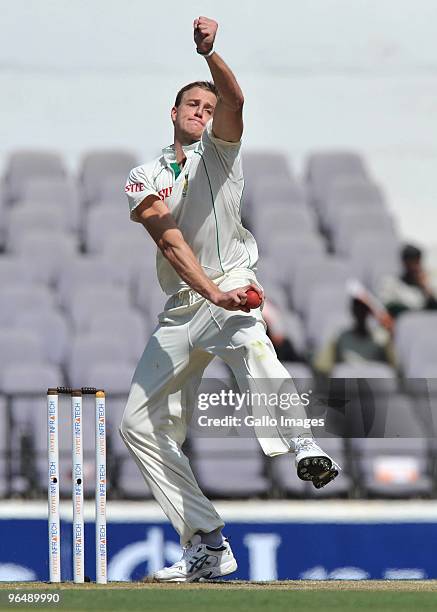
left=1, top=581, right=437, bottom=612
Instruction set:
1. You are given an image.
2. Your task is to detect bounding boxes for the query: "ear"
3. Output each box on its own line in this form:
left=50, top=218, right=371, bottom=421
left=171, top=106, right=178, bottom=124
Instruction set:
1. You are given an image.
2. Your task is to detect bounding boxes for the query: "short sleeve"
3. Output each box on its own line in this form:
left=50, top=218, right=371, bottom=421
left=125, top=165, right=160, bottom=218
left=200, top=119, right=242, bottom=180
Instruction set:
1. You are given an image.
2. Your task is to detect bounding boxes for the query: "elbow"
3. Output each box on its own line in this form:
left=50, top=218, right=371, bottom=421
left=232, top=94, right=245, bottom=111
left=158, top=237, right=169, bottom=254
left=158, top=237, right=174, bottom=260
left=222, top=93, right=244, bottom=112
left=236, top=95, right=245, bottom=111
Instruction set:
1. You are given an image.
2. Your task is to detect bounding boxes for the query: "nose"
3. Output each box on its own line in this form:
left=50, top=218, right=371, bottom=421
left=194, top=106, right=203, bottom=118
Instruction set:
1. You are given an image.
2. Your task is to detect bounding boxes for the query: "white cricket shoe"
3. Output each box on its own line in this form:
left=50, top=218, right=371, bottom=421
left=153, top=535, right=237, bottom=583
left=295, top=437, right=341, bottom=489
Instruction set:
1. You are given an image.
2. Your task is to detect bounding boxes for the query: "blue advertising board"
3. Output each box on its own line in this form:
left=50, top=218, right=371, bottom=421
left=0, top=502, right=436, bottom=582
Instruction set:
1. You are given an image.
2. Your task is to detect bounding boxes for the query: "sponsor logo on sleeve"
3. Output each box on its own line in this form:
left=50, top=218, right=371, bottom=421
left=125, top=183, right=145, bottom=193
left=125, top=183, right=173, bottom=201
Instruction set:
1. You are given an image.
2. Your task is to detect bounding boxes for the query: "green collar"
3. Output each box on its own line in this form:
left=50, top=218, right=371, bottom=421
left=170, top=162, right=182, bottom=180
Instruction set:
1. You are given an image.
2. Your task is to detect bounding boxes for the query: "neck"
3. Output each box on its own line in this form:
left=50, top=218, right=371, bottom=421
left=174, top=140, right=185, bottom=164
left=174, top=131, right=198, bottom=163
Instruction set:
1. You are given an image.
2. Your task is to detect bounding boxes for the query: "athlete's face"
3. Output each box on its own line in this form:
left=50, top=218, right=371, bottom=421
left=171, top=87, right=217, bottom=144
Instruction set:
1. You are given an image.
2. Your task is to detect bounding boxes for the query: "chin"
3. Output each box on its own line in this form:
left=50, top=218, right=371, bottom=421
left=191, top=125, right=204, bottom=137
left=185, top=131, right=203, bottom=144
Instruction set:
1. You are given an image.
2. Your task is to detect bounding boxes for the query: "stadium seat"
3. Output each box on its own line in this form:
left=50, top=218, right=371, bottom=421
left=250, top=179, right=306, bottom=213
left=57, top=256, right=129, bottom=305
left=309, top=311, right=353, bottom=353
left=262, top=231, right=326, bottom=262
left=86, top=310, right=151, bottom=362
left=0, top=362, right=63, bottom=498
left=331, top=210, right=397, bottom=256
left=330, top=362, right=398, bottom=381
left=405, top=331, right=437, bottom=378
left=0, top=362, right=63, bottom=395
left=190, top=436, right=271, bottom=498
left=20, top=177, right=82, bottom=231
left=306, top=151, right=368, bottom=208
left=290, top=258, right=352, bottom=315
left=88, top=176, right=126, bottom=206
left=67, top=333, right=136, bottom=387
left=0, top=256, right=42, bottom=288
left=84, top=205, right=134, bottom=254
left=0, top=330, right=46, bottom=372
left=349, top=236, right=400, bottom=288
left=384, top=393, right=428, bottom=437
left=352, top=436, right=433, bottom=498
left=4, top=150, right=67, bottom=203
left=255, top=259, right=289, bottom=297
left=0, top=286, right=56, bottom=326
left=134, top=277, right=167, bottom=321
left=11, top=233, right=79, bottom=285
left=79, top=150, right=138, bottom=204
left=326, top=176, right=385, bottom=204
left=0, top=198, right=6, bottom=246
left=99, top=224, right=154, bottom=257
left=394, top=312, right=437, bottom=376
left=80, top=361, right=133, bottom=393
left=18, top=309, right=72, bottom=367
left=102, top=228, right=157, bottom=300
left=317, top=375, right=397, bottom=438
left=319, top=178, right=386, bottom=231
left=252, top=207, right=318, bottom=251
left=0, top=395, right=8, bottom=498
left=66, top=285, right=133, bottom=331
left=110, top=454, right=153, bottom=500
left=104, top=399, right=153, bottom=499
left=280, top=251, right=328, bottom=300
left=241, top=151, right=294, bottom=213
left=304, top=284, right=350, bottom=348
left=5, top=202, right=70, bottom=251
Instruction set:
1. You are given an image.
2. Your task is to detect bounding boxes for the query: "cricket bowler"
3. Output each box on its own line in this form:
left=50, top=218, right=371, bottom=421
left=120, top=16, right=340, bottom=582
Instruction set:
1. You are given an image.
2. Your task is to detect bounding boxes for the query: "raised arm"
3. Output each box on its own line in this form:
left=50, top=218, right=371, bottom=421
left=194, top=17, right=244, bottom=143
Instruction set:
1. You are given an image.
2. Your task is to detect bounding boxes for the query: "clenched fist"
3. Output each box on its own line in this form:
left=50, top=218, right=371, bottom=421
left=193, top=16, right=218, bottom=55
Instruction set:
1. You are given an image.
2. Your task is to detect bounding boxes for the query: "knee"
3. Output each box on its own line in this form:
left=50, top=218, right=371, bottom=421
left=237, top=334, right=274, bottom=361
left=118, top=416, right=130, bottom=444
left=119, top=395, right=160, bottom=445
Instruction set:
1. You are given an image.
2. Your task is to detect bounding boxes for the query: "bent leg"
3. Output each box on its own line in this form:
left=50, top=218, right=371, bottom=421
left=195, top=302, right=313, bottom=456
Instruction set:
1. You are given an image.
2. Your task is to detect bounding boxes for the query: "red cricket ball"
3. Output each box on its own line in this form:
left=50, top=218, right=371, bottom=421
left=245, top=289, right=262, bottom=309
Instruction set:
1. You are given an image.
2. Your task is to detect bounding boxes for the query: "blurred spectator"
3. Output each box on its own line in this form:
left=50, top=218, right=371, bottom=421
left=313, top=294, right=395, bottom=376
left=262, top=299, right=304, bottom=362
left=378, top=244, right=437, bottom=317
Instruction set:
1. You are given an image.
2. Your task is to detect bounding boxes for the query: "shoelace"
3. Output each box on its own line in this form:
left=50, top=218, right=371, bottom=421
left=296, top=437, right=316, bottom=451
left=181, top=541, right=202, bottom=561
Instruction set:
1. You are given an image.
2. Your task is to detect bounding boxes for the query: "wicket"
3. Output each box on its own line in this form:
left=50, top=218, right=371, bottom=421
left=47, top=387, right=107, bottom=584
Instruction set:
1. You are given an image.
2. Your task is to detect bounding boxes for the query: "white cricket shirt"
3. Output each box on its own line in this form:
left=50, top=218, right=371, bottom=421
left=125, top=119, right=258, bottom=296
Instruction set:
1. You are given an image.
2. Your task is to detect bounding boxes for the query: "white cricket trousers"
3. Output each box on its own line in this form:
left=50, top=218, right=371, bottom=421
left=119, top=269, right=310, bottom=544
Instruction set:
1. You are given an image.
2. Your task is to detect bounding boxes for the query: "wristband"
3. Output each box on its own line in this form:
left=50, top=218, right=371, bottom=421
left=197, top=47, right=215, bottom=58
